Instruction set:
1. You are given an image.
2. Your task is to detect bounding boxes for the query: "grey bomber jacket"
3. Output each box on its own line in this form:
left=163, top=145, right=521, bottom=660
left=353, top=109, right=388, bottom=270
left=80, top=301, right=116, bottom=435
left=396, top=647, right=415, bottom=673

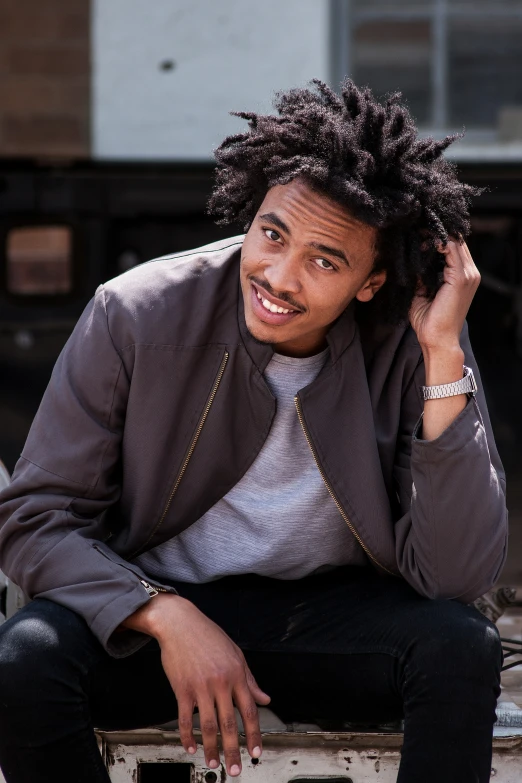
left=0, top=237, right=508, bottom=656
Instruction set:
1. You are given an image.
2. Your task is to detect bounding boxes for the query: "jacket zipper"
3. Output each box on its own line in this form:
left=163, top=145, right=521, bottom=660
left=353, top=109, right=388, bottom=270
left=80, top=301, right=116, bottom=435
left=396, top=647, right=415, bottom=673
left=294, top=394, right=394, bottom=575
left=131, top=350, right=229, bottom=558
left=93, top=543, right=176, bottom=596
left=140, top=580, right=168, bottom=597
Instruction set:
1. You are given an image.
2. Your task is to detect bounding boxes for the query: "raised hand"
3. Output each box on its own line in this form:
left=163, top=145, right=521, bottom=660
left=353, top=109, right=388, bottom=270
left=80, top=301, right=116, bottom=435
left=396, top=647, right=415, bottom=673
left=408, top=239, right=480, bottom=440
left=409, top=239, right=480, bottom=352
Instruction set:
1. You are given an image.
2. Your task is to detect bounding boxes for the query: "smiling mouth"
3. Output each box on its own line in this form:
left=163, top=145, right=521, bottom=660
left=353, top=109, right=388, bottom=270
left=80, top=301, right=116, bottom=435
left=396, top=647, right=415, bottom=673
left=251, top=283, right=301, bottom=315
left=255, top=289, right=294, bottom=314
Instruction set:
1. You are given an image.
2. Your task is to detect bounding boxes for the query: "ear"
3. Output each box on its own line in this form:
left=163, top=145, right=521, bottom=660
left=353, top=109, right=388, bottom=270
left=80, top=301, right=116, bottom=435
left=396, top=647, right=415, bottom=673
left=355, top=270, right=387, bottom=303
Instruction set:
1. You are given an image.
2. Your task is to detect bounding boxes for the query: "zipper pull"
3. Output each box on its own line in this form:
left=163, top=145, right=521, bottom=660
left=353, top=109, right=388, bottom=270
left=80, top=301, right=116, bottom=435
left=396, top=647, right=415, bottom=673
left=140, top=580, right=159, bottom=598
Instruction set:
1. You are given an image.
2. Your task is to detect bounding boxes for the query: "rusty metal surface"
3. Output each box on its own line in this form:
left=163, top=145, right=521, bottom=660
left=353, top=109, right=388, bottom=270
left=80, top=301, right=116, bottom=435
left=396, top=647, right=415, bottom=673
left=95, top=728, right=522, bottom=782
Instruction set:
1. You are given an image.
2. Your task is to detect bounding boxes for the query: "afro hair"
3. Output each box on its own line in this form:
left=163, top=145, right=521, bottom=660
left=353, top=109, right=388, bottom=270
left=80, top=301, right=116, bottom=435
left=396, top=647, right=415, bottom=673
left=208, top=78, right=480, bottom=323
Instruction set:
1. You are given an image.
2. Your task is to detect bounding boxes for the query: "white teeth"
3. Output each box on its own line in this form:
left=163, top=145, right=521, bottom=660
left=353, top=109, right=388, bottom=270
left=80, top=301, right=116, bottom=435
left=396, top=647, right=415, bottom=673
left=256, top=288, right=293, bottom=315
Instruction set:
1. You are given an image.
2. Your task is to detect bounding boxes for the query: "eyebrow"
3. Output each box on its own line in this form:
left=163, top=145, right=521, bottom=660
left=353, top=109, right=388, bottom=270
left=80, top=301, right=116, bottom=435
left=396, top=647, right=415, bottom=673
left=308, top=241, right=350, bottom=268
left=258, top=212, right=290, bottom=234
left=258, top=211, right=351, bottom=268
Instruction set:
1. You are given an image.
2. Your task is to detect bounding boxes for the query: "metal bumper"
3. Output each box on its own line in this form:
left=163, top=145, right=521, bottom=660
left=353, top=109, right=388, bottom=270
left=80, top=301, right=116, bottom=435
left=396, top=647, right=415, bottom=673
left=95, top=726, right=522, bottom=783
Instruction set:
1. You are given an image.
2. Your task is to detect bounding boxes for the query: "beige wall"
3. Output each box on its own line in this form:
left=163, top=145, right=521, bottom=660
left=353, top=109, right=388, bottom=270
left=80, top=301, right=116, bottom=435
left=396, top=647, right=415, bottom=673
left=0, top=0, right=90, bottom=158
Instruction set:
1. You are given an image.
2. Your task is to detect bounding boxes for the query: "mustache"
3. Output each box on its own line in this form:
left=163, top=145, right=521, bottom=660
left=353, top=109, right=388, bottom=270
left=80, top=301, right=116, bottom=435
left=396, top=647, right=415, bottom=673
left=249, top=276, right=305, bottom=313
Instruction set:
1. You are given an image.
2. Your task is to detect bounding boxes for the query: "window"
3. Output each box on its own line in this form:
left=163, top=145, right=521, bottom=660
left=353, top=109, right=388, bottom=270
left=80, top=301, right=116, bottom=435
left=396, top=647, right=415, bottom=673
left=352, top=17, right=432, bottom=125
left=447, top=15, right=522, bottom=129
left=6, top=226, right=72, bottom=296
left=342, top=0, right=522, bottom=136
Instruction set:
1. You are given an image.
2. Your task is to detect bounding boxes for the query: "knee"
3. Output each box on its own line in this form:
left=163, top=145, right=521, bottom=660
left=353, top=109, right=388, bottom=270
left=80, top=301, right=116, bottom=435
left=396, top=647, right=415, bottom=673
left=408, top=601, right=502, bottom=687
left=0, top=599, right=87, bottom=705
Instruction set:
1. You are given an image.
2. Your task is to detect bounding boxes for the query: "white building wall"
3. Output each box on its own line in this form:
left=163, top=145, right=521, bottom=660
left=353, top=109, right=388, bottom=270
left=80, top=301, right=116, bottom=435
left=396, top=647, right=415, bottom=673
left=92, top=0, right=330, bottom=161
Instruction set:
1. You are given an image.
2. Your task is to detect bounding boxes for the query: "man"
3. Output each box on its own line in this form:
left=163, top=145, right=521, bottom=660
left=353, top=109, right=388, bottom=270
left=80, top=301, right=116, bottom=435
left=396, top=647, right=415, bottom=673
left=0, top=80, right=507, bottom=782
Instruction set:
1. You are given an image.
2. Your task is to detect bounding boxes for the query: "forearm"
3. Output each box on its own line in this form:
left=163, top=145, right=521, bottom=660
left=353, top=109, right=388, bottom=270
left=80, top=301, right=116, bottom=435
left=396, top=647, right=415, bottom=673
left=394, top=316, right=508, bottom=601
left=420, top=343, right=466, bottom=441
left=395, top=398, right=507, bottom=601
left=409, top=237, right=482, bottom=441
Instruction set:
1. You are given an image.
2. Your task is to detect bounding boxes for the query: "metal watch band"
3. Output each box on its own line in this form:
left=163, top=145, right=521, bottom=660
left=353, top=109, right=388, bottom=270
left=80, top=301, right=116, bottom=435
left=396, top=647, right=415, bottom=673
left=421, top=366, right=478, bottom=401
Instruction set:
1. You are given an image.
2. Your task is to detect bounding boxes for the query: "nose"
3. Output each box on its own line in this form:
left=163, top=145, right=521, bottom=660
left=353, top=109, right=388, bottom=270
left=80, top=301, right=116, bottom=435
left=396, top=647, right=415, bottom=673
left=263, top=249, right=302, bottom=296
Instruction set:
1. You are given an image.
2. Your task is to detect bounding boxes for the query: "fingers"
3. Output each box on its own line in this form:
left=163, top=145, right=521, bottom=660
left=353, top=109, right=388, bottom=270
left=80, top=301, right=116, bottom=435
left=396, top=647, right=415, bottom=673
left=177, top=696, right=197, bottom=756
left=178, top=659, right=270, bottom=777
left=235, top=683, right=263, bottom=760
left=245, top=666, right=271, bottom=705
left=448, top=241, right=480, bottom=284
left=215, top=664, right=270, bottom=775
left=198, top=691, right=245, bottom=777
left=197, top=696, right=221, bottom=771
left=459, top=241, right=480, bottom=281
left=436, top=239, right=480, bottom=289
left=216, top=695, right=242, bottom=777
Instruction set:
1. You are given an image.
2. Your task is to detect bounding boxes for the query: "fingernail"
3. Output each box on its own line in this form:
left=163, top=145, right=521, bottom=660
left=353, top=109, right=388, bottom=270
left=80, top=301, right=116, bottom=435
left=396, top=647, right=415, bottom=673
left=188, top=746, right=196, bottom=754
left=230, top=764, right=241, bottom=776
left=209, top=759, right=219, bottom=769
left=252, top=746, right=261, bottom=758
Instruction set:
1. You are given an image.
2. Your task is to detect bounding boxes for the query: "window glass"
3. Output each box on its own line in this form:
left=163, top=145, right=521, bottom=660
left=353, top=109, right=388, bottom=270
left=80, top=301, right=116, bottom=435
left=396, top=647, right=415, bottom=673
left=348, top=0, right=522, bottom=133
left=6, top=226, right=72, bottom=296
left=448, top=16, right=522, bottom=129
left=352, top=19, right=432, bottom=125
left=449, top=0, right=522, bottom=11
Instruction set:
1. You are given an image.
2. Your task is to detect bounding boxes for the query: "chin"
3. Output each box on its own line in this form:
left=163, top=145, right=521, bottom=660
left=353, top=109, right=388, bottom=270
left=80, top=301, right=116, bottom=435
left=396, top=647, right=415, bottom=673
left=245, top=319, right=278, bottom=346
left=246, top=329, right=273, bottom=347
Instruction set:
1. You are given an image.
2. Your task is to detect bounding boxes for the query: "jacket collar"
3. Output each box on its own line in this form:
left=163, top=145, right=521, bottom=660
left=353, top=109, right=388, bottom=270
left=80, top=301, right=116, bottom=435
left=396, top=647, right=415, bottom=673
left=237, top=278, right=358, bottom=372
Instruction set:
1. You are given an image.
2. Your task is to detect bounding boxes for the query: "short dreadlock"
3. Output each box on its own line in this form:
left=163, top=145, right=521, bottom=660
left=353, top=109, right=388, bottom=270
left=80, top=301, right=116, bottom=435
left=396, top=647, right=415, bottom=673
left=208, top=79, right=480, bottom=323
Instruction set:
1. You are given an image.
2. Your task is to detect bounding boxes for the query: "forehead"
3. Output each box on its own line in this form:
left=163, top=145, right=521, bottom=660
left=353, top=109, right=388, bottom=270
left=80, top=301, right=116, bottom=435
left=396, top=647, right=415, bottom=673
left=258, top=180, right=376, bottom=246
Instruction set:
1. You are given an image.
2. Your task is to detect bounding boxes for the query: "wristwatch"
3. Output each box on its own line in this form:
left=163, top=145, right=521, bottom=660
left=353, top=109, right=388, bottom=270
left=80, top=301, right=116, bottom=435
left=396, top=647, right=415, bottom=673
left=421, top=366, right=477, bottom=401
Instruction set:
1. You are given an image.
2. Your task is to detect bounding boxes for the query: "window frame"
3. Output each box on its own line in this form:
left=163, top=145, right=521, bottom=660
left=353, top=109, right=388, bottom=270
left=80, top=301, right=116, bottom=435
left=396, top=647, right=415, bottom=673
left=0, top=219, right=79, bottom=307
left=330, top=0, right=522, bottom=156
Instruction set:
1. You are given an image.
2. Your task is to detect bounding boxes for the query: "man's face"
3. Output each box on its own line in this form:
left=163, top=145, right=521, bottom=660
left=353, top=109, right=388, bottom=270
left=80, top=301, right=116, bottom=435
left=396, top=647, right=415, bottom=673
left=240, top=179, right=385, bottom=357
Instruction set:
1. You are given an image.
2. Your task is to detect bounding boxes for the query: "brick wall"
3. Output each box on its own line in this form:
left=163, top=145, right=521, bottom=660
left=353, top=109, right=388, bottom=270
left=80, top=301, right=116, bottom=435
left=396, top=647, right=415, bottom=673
left=0, top=0, right=90, bottom=159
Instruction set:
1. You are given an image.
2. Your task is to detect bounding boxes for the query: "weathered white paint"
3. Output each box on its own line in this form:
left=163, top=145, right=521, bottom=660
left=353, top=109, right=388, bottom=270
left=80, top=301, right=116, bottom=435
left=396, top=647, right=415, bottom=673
left=100, top=730, right=402, bottom=782
left=98, top=728, right=522, bottom=782
left=92, top=0, right=330, bottom=161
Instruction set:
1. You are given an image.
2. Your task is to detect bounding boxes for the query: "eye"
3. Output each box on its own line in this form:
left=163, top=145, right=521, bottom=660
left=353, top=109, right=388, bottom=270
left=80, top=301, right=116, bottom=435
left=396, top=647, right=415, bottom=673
left=314, top=258, right=335, bottom=271
left=264, top=228, right=281, bottom=242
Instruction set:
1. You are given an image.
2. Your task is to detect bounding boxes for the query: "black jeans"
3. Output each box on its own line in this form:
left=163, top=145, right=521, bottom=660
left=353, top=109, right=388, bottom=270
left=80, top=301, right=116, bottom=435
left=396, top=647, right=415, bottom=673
left=0, top=567, right=501, bottom=783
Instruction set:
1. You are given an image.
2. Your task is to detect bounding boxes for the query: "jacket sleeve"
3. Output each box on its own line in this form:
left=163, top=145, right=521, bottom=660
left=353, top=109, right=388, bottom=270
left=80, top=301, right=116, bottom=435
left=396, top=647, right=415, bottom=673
left=393, top=323, right=508, bottom=602
left=0, top=286, right=173, bottom=657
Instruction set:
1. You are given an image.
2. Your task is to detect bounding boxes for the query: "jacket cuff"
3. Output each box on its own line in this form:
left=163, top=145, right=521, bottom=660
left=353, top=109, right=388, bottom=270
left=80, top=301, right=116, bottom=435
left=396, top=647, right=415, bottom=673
left=90, top=580, right=154, bottom=658
left=412, top=398, right=484, bottom=462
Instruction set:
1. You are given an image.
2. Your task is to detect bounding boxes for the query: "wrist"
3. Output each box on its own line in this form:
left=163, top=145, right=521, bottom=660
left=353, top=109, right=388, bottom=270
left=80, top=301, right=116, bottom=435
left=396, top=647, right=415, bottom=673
left=122, top=593, right=192, bottom=639
left=422, top=344, right=465, bottom=388
left=420, top=340, right=463, bottom=361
